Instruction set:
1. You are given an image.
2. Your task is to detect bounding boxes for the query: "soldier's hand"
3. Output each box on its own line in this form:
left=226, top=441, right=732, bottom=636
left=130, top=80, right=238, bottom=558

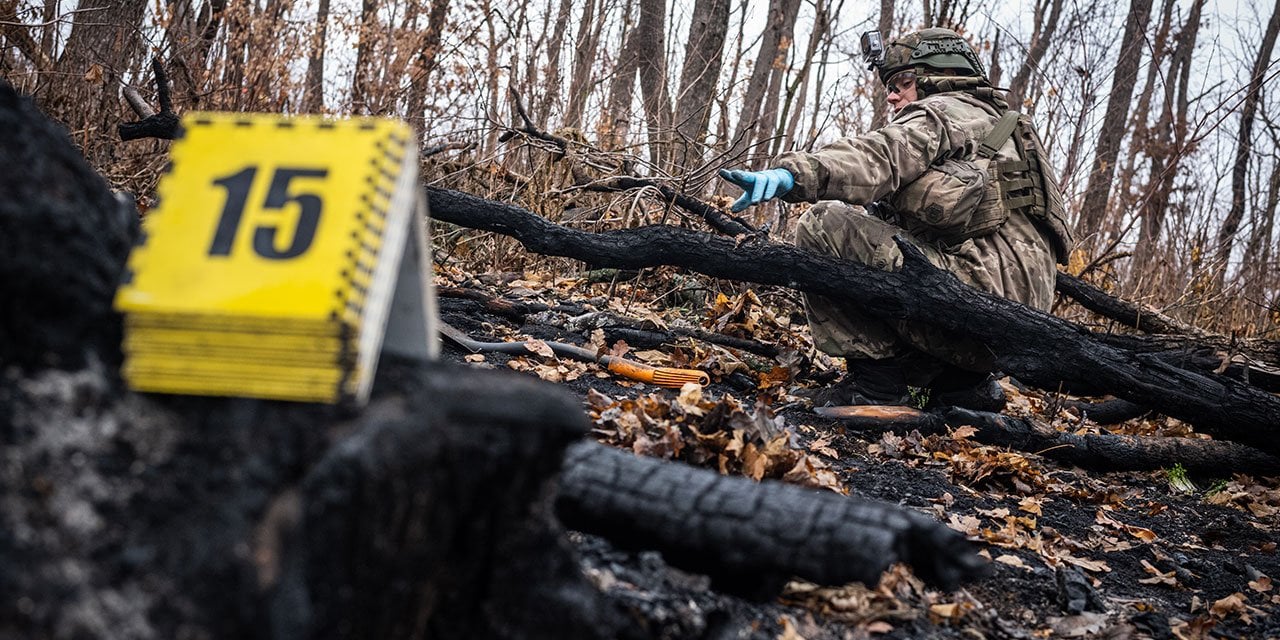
left=718, top=168, right=794, bottom=212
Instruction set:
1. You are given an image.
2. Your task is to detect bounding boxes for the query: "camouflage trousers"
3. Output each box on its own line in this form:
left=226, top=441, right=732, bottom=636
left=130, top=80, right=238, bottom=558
left=795, top=202, right=1056, bottom=386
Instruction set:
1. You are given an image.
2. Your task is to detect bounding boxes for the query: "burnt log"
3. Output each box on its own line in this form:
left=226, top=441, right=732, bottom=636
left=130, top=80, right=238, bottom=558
left=0, top=80, right=137, bottom=371
left=556, top=442, right=987, bottom=600
left=427, top=187, right=1280, bottom=457
left=813, top=405, right=1280, bottom=475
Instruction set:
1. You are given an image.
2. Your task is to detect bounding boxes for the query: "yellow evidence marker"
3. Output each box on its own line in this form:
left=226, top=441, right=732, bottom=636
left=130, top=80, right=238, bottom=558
left=115, top=112, right=439, bottom=404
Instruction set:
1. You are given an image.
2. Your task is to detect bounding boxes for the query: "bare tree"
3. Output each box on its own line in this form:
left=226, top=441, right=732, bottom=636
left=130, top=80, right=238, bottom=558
left=1075, top=0, right=1154, bottom=248
left=352, top=0, right=379, bottom=114
left=601, top=0, right=639, bottom=151
left=774, top=0, right=832, bottom=157
left=1006, top=0, right=1063, bottom=110
left=728, top=0, right=800, bottom=164
left=1215, top=0, right=1280, bottom=283
left=406, top=0, right=453, bottom=126
left=1131, top=0, right=1205, bottom=280
left=564, top=0, right=607, bottom=130
left=534, top=0, right=574, bottom=124
left=870, top=0, right=894, bottom=128
left=672, top=0, right=730, bottom=171
left=635, top=0, right=673, bottom=169
left=303, top=0, right=331, bottom=113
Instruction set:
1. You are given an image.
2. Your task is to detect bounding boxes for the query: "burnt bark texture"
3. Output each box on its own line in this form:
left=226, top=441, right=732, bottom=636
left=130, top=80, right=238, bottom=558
left=815, top=406, right=1280, bottom=475
left=427, top=186, right=1280, bottom=457
left=0, top=80, right=136, bottom=371
left=556, top=442, right=986, bottom=599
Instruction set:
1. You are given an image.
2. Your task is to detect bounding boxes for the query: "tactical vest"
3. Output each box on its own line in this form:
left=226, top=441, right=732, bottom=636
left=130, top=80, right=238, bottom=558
left=887, top=110, right=1075, bottom=264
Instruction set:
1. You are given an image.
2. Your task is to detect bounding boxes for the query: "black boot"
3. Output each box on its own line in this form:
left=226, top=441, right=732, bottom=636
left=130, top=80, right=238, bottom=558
left=928, top=367, right=1007, bottom=413
left=801, top=358, right=911, bottom=407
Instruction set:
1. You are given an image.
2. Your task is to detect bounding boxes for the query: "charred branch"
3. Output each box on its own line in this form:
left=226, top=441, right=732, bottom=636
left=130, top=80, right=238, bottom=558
left=427, top=186, right=1280, bottom=457
left=813, top=405, right=1280, bottom=475
left=556, top=441, right=987, bottom=599
left=118, top=58, right=181, bottom=141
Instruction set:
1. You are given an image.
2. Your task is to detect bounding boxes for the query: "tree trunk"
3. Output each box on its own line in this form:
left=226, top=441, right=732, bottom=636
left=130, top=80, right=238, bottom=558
left=1006, top=0, right=1063, bottom=110
left=600, top=0, right=639, bottom=151
left=727, top=0, right=799, bottom=165
left=672, top=0, right=730, bottom=171
left=405, top=0, right=452, bottom=127
left=1074, top=0, right=1153, bottom=247
left=1214, top=0, right=1280, bottom=285
left=351, top=0, right=378, bottom=114
left=1131, top=0, right=1204, bottom=283
left=634, top=0, right=672, bottom=170
left=534, top=0, right=573, bottom=124
left=869, top=0, right=894, bottom=128
left=563, top=0, right=602, bottom=130
left=773, top=0, right=828, bottom=158
left=302, top=0, right=330, bottom=113
left=38, top=0, right=147, bottom=162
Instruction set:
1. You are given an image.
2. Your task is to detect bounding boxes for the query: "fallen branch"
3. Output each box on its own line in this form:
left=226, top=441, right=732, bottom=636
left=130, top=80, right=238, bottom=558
left=426, top=186, right=1280, bottom=457
left=118, top=59, right=181, bottom=141
left=1055, top=272, right=1208, bottom=337
left=813, top=405, right=1280, bottom=475
left=556, top=441, right=987, bottom=599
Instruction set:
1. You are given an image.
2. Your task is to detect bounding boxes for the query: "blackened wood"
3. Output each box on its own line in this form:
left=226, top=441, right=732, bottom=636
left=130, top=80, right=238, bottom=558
left=1055, top=271, right=1201, bottom=336
left=0, top=81, right=139, bottom=371
left=427, top=186, right=1280, bottom=457
left=815, top=405, right=1280, bottom=475
left=556, top=441, right=987, bottom=598
left=282, top=361, right=628, bottom=640
left=1062, top=398, right=1151, bottom=425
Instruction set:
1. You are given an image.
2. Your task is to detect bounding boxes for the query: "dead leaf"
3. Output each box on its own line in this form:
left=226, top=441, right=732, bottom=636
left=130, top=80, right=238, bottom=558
left=676, top=383, right=705, bottom=416
left=1248, top=575, right=1272, bottom=593
left=1138, top=559, right=1178, bottom=587
left=929, top=603, right=960, bottom=619
left=1018, top=496, right=1044, bottom=516
left=777, top=615, right=806, bottom=640
left=995, top=554, right=1029, bottom=569
left=865, top=621, right=894, bottom=634
left=951, top=425, right=978, bottom=440
left=1049, top=612, right=1109, bottom=638
left=1059, top=553, right=1111, bottom=573
left=1209, top=592, right=1247, bottom=619
left=524, top=339, right=556, bottom=359
left=464, top=354, right=485, bottom=363
left=84, top=63, right=103, bottom=83
left=947, top=514, right=981, bottom=536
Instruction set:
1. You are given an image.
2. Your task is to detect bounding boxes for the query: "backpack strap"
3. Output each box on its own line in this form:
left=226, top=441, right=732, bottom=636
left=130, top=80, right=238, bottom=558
left=976, top=111, right=1020, bottom=159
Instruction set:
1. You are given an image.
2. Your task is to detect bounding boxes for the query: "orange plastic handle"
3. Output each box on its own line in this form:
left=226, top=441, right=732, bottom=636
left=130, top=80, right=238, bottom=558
left=605, top=359, right=710, bottom=388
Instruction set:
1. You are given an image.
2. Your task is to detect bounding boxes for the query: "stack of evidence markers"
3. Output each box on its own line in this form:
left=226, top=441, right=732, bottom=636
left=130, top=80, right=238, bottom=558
left=115, top=112, right=426, bottom=404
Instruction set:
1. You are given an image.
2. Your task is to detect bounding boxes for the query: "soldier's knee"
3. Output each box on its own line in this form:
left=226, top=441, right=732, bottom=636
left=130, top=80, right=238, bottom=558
left=796, top=202, right=861, bottom=251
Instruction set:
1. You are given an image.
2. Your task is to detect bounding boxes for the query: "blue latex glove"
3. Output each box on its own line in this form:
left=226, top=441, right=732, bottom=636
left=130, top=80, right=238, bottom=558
left=718, top=168, right=794, bottom=212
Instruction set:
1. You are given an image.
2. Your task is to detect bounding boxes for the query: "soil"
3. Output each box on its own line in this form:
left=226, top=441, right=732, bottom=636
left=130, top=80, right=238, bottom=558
left=436, top=285, right=1280, bottom=640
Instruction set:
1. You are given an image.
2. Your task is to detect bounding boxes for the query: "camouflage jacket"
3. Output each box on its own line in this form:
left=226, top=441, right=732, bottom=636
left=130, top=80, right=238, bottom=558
left=776, top=91, right=1017, bottom=222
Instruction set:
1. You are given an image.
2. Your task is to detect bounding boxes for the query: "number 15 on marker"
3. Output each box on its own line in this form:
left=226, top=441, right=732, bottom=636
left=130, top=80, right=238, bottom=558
left=209, top=166, right=329, bottom=260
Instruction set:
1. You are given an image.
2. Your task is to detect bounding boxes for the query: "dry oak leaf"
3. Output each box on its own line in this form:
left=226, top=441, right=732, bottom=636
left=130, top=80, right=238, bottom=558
left=524, top=339, right=556, bottom=359
left=1248, top=575, right=1273, bottom=593
left=1208, top=592, right=1247, bottom=619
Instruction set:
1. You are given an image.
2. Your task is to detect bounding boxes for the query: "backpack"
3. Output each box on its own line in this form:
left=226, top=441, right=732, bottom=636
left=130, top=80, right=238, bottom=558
left=889, top=111, right=1074, bottom=264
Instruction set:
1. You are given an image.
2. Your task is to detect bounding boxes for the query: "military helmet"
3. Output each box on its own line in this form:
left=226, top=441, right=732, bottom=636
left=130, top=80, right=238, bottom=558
left=862, top=28, right=986, bottom=85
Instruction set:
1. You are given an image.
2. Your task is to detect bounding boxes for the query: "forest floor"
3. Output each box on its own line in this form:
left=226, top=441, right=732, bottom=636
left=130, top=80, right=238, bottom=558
left=435, top=263, right=1280, bottom=640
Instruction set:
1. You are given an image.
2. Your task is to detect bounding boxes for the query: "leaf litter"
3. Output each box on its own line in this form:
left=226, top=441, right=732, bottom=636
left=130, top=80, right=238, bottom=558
left=435, top=267, right=1280, bottom=639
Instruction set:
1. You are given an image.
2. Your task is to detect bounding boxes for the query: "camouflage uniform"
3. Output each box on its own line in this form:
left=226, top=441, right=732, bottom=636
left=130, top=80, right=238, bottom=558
left=774, top=91, right=1058, bottom=384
